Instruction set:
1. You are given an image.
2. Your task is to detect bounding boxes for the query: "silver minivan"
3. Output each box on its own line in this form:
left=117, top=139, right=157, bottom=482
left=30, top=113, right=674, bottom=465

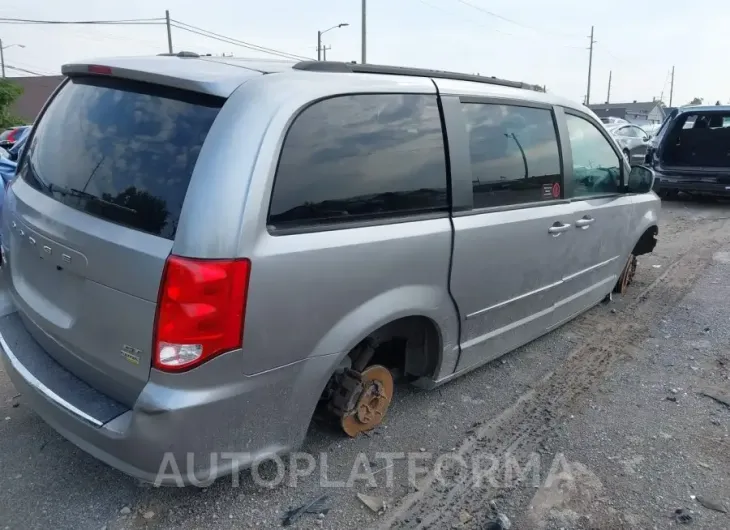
left=0, top=56, right=659, bottom=484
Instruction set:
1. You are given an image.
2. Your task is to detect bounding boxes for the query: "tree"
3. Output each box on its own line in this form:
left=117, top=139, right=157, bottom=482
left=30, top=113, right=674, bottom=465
left=0, top=79, right=24, bottom=129
left=688, top=97, right=703, bottom=105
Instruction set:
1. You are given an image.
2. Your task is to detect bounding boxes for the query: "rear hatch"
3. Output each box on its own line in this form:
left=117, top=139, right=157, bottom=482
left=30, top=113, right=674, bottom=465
left=658, top=110, right=730, bottom=181
left=4, top=73, right=224, bottom=406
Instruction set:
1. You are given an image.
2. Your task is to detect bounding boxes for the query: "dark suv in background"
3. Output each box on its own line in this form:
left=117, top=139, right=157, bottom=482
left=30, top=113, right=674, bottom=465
left=647, top=105, right=730, bottom=199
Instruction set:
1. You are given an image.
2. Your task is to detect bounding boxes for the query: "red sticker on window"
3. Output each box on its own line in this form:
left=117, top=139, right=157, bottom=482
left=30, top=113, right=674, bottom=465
left=551, top=182, right=561, bottom=198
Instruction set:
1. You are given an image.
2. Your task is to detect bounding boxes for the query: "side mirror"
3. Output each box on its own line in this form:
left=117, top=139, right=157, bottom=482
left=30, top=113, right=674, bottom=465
left=628, top=165, right=655, bottom=193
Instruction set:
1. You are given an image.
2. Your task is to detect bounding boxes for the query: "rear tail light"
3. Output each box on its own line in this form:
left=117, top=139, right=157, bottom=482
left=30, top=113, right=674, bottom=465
left=153, top=256, right=251, bottom=372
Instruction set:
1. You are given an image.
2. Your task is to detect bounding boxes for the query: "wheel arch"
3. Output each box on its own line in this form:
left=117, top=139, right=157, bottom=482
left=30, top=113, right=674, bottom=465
left=633, top=224, right=658, bottom=256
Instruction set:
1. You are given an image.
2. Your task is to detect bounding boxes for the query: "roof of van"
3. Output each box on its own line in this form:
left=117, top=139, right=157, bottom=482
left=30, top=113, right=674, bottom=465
left=676, top=104, right=730, bottom=113
left=61, top=55, right=587, bottom=113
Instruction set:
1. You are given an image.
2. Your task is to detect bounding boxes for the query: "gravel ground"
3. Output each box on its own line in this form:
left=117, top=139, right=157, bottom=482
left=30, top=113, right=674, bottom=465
left=503, top=245, right=730, bottom=530
left=0, top=199, right=729, bottom=530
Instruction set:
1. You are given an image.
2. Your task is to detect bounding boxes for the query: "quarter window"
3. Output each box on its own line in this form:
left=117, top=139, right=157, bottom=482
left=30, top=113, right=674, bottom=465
left=461, top=103, right=562, bottom=208
left=268, top=94, right=448, bottom=230
left=565, top=114, right=622, bottom=197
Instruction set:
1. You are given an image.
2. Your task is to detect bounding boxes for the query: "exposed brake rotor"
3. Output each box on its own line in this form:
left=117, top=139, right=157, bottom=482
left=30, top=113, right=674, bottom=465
left=329, top=365, right=394, bottom=437
left=615, top=253, right=637, bottom=295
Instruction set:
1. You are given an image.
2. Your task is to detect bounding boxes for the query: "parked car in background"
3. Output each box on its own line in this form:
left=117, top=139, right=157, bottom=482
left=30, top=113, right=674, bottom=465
left=0, top=125, right=31, bottom=150
left=0, top=55, right=659, bottom=484
left=606, top=123, right=651, bottom=165
left=642, top=123, right=662, bottom=138
left=600, top=116, right=629, bottom=125
left=647, top=105, right=730, bottom=199
left=0, top=126, right=31, bottom=235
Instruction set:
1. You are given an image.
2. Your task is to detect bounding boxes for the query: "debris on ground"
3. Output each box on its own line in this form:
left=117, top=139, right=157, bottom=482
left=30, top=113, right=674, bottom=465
left=666, top=396, right=678, bottom=402
left=142, top=511, right=155, bottom=520
left=484, top=513, right=511, bottom=529
left=356, top=493, right=387, bottom=514
left=695, top=495, right=728, bottom=514
left=119, top=507, right=131, bottom=515
left=697, top=386, right=730, bottom=408
left=282, top=494, right=330, bottom=526
left=459, top=510, right=472, bottom=524
left=673, top=508, right=693, bottom=524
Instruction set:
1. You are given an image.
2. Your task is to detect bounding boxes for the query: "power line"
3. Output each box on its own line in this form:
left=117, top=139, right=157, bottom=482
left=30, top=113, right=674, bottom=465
left=170, top=19, right=312, bottom=61
left=453, top=0, right=582, bottom=40
left=7, top=60, right=54, bottom=76
left=418, top=0, right=515, bottom=36
left=417, top=0, right=583, bottom=50
left=0, top=14, right=312, bottom=62
left=5, top=64, right=44, bottom=76
left=170, top=19, right=312, bottom=60
left=0, top=17, right=164, bottom=25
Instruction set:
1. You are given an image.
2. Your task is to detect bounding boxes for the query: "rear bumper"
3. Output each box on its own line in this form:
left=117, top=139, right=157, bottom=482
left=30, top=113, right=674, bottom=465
left=653, top=170, right=730, bottom=195
left=0, top=311, right=335, bottom=486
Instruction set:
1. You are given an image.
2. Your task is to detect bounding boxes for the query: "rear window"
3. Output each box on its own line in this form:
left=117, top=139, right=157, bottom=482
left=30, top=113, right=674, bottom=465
left=680, top=113, right=730, bottom=130
left=20, top=76, right=223, bottom=239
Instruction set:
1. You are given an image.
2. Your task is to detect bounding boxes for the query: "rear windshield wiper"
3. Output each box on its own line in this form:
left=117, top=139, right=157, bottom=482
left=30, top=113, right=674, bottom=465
left=49, top=185, right=138, bottom=215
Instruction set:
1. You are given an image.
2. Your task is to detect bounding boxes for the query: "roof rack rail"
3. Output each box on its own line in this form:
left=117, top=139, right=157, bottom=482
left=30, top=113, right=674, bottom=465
left=156, top=51, right=201, bottom=58
left=292, top=61, right=545, bottom=92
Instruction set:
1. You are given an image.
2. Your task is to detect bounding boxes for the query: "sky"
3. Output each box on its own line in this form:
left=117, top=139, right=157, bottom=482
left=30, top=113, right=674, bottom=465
left=1, top=0, right=728, bottom=107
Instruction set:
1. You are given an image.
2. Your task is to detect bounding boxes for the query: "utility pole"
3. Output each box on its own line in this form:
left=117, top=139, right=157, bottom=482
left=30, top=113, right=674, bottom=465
left=669, top=65, right=675, bottom=107
left=585, top=25, right=595, bottom=106
left=606, top=70, right=612, bottom=103
left=0, top=39, right=5, bottom=78
left=165, top=10, right=173, bottom=54
left=317, top=31, right=322, bottom=61
left=361, top=0, right=367, bottom=64
left=322, top=45, right=331, bottom=61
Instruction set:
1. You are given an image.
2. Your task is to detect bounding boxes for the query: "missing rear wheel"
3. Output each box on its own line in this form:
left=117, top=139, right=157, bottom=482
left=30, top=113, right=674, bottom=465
left=328, top=365, right=394, bottom=437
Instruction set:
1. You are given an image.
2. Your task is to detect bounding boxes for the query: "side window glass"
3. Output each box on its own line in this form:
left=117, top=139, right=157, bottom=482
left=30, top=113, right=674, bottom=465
left=461, top=103, right=562, bottom=208
left=565, top=114, right=621, bottom=197
left=269, top=94, right=448, bottom=229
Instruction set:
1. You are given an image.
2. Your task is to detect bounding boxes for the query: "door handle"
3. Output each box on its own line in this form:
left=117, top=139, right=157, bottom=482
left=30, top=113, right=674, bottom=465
left=548, top=222, right=572, bottom=236
left=575, top=216, right=595, bottom=229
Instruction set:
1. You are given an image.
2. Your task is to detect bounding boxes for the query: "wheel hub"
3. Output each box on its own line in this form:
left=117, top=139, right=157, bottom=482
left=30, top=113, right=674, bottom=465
left=340, top=365, right=394, bottom=437
left=616, top=253, right=637, bottom=295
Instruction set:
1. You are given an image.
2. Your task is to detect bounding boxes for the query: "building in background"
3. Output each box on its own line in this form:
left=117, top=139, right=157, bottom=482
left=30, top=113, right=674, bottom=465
left=588, top=101, right=668, bottom=126
left=7, top=75, right=64, bottom=123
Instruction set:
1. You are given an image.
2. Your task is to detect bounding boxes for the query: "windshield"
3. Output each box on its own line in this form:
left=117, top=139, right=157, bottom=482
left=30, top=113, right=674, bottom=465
left=20, top=76, right=224, bottom=240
